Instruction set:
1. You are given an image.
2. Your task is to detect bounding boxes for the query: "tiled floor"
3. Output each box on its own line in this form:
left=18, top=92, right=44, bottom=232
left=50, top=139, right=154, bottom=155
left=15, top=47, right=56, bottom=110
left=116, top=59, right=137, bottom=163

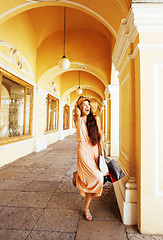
left=0, top=135, right=163, bottom=240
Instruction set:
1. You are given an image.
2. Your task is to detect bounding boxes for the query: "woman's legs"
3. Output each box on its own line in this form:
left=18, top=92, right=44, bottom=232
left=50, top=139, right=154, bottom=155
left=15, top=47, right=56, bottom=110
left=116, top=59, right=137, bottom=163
left=84, top=193, right=93, bottom=209
left=84, top=193, right=93, bottom=221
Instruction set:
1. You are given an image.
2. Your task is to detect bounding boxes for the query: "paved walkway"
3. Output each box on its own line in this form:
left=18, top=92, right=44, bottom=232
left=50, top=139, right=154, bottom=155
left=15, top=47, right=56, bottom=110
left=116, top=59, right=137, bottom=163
left=0, top=135, right=163, bottom=240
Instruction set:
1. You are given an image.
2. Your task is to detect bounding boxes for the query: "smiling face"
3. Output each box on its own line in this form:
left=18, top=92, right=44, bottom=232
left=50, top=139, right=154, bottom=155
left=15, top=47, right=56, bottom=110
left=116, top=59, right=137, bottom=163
left=81, top=100, right=91, bottom=116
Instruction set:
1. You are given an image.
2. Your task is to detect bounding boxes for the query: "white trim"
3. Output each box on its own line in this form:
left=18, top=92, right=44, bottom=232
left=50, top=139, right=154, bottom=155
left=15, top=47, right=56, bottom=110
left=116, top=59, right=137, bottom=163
left=0, top=41, right=13, bottom=64
left=118, top=56, right=130, bottom=79
left=118, top=45, right=139, bottom=79
left=154, top=62, right=163, bottom=197
left=0, top=61, right=35, bottom=87
left=120, top=73, right=129, bottom=162
left=21, top=55, right=34, bottom=79
left=0, top=2, right=36, bottom=21
left=131, top=45, right=139, bottom=59
left=114, top=178, right=137, bottom=225
left=38, top=63, right=107, bottom=88
left=121, top=150, right=129, bottom=162
left=0, top=1, right=117, bottom=38
left=0, top=137, right=34, bottom=150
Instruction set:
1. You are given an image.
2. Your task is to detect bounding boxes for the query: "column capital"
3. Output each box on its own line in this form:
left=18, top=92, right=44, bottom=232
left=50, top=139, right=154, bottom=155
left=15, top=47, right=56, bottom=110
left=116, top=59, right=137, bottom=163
left=132, top=1, right=163, bottom=32
left=104, top=86, right=110, bottom=99
left=112, top=8, right=138, bottom=70
left=108, top=84, right=119, bottom=95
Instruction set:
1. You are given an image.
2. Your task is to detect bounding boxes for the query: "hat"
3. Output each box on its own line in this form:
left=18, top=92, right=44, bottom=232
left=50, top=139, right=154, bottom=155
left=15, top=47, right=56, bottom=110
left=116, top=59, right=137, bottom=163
left=77, top=96, right=90, bottom=109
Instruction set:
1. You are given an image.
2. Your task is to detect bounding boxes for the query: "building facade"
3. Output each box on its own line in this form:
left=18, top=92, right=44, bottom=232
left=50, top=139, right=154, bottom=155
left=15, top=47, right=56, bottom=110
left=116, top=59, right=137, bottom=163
left=0, top=0, right=163, bottom=234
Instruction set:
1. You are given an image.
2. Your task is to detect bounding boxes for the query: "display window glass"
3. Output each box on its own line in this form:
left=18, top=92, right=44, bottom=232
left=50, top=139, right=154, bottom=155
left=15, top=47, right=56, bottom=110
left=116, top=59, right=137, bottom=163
left=45, top=94, right=59, bottom=132
left=63, top=104, right=70, bottom=130
left=0, top=70, right=33, bottom=144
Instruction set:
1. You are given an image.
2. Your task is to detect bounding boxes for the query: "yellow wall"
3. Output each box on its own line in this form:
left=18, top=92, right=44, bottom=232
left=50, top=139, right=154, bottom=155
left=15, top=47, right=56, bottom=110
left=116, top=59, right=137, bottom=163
left=119, top=45, right=132, bottom=175
left=0, top=12, right=37, bottom=79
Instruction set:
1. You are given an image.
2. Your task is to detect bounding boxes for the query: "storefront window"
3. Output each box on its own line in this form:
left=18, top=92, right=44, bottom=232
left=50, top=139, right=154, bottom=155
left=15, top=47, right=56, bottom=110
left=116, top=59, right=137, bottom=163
left=0, top=71, right=33, bottom=142
left=46, top=94, right=59, bottom=132
left=63, top=104, right=70, bottom=130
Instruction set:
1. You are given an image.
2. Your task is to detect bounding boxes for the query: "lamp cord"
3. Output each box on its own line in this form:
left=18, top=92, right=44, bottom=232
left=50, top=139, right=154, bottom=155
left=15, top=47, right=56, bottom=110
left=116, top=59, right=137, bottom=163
left=79, top=71, right=80, bottom=88
left=63, top=7, right=66, bottom=57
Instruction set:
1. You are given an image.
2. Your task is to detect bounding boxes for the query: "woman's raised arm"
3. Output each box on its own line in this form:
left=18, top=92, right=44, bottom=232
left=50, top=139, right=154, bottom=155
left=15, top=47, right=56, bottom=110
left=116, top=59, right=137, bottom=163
left=73, top=104, right=81, bottom=124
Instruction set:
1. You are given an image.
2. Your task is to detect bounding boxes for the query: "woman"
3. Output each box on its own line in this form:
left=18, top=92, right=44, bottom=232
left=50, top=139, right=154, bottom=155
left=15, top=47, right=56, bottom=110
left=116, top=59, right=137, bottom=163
left=74, top=96, right=104, bottom=221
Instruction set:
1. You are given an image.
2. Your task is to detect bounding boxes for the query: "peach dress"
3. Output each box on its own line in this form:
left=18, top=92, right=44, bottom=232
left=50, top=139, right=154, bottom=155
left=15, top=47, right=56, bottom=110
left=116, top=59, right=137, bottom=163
left=75, top=116, right=103, bottom=198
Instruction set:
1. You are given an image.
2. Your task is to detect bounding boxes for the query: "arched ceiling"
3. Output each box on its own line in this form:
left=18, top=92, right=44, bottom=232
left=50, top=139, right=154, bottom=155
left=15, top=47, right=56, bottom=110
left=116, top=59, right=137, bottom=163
left=60, top=71, right=105, bottom=98
left=0, top=0, right=132, bottom=105
left=36, top=27, right=112, bottom=84
left=70, top=89, right=103, bottom=106
left=27, top=6, right=113, bottom=48
left=0, top=0, right=131, bottom=37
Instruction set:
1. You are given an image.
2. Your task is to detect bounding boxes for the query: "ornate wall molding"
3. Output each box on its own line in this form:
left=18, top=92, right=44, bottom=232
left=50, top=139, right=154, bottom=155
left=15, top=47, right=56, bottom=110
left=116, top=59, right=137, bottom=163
left=0, top=41, right=34, bottom=79
left=112, top=9, right=138, bottom=71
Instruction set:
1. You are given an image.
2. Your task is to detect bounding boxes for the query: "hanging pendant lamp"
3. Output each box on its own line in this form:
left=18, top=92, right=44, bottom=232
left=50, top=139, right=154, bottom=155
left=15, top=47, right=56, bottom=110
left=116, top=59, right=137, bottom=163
left=76, top=71, right=83, bottom=94
left=58, top=7, right=70, bottom=70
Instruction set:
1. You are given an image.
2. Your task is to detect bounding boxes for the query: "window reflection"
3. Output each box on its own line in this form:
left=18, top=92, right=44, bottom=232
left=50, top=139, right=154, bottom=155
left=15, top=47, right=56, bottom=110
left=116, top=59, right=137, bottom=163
left=0, top=77, right=25, bottom=138
left=0, top=74, right=33, bottom=140
left=63, top=104, right=70, bottom=130
left=46, top=94, right=59, bottom=132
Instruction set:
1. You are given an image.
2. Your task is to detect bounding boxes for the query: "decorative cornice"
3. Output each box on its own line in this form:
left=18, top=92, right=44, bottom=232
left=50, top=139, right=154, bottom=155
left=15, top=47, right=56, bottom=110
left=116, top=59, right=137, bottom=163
left=112, top=1, right=163, bottom=70
left=132, top=2, right=163, bottom=32
left=112, top=9, right=138, bottom=71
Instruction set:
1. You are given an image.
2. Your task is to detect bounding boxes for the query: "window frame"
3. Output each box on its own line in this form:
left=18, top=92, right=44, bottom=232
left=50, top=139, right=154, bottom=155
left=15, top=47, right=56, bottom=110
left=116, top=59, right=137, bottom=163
left=45, top=94, right=59, bottom=133
left=0, top=69, right=34, bottom=145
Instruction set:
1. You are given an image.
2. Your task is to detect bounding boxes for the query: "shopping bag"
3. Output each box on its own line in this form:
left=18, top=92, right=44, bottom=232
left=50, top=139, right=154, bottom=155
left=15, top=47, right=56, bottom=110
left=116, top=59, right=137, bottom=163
left=105, top=157, right=125, bottom=183
left=99, top=154, right=109, bottom=176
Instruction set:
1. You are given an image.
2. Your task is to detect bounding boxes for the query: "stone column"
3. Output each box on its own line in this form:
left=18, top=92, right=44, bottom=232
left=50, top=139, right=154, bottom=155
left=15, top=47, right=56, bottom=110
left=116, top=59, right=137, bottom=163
left=132, top=1, right=163, bottom=234
left=33, top=86, right=47, bottom=152
left=59, top=100, right=64, bottom=140
left=108, top=84, right=119, bottom=157
left=112, top=1, right=163, bottom=234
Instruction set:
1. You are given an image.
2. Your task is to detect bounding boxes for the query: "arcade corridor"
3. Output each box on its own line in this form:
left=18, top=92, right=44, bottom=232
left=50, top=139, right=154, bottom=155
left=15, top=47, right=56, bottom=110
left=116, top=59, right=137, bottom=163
left=0, top=135, right=162, bottom=240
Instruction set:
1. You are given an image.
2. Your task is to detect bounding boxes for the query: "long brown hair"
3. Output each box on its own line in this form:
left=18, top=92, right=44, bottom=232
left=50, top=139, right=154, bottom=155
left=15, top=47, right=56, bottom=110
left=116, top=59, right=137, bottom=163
left=80, top=99, right=101, bottom=146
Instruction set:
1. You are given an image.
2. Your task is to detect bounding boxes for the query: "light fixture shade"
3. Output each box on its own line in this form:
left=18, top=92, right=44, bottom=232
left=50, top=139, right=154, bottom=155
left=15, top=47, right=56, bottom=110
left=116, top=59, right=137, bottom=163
left=58, top=56, right=70, bottom=70
left=76, top=87, right=83, bottom=95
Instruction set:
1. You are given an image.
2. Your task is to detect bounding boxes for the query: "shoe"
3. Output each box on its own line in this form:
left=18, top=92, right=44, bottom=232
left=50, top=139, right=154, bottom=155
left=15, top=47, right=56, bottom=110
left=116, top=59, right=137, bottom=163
left=84, top=208, right=92, bottom=221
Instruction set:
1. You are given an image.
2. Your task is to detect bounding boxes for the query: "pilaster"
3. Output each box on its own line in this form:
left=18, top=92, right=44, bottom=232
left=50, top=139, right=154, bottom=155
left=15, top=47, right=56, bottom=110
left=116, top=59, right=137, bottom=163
left=33, top=86, right=47, bottom=152
left=108, top=84, right=119, bottom=157
left=59, top=100, right=64, bottom=140
left=131, top=1, right=163, bottom=234
left=112, top=5, right=138, bottom=226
